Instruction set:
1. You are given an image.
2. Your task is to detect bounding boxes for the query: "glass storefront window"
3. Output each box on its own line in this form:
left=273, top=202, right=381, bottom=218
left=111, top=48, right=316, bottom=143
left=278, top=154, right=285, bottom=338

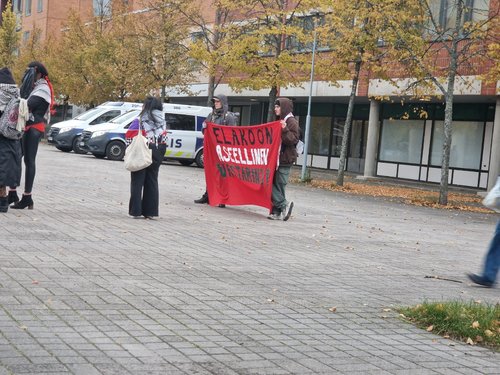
left=331, top=118, right=345, bottom=157
left=379, top=120, right=424, bottom=163
left=430, top=121, right=483, bottom=169
left=349, top=120, right=366, bottom=158
left=308, top=117, right=331, bottom=156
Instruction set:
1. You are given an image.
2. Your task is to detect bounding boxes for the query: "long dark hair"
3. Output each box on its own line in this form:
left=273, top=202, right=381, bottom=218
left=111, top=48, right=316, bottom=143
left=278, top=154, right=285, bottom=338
left=19, top=61, right=56, bottom=115
left=139, top=96, right=162, bottom=122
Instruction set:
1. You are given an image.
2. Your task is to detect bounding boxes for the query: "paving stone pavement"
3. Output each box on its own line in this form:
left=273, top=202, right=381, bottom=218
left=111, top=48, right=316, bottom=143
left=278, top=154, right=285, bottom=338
left=0, top=143, right=499, bottom=375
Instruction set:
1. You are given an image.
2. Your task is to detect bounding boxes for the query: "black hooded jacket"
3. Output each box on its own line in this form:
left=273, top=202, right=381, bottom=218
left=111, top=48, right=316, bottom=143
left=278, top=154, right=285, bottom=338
left=275, top=98, right=300, bottom=166
left=206, top=94, right=237, bottom=126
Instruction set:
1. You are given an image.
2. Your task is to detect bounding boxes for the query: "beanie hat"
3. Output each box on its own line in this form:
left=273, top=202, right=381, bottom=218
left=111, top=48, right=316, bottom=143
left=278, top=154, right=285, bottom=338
left=0, top=67, right=15, bottom=84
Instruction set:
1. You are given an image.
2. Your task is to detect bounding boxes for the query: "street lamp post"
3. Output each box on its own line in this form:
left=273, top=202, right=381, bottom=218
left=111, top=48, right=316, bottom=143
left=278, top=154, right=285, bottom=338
left=300, top=28, right=317, bottom=181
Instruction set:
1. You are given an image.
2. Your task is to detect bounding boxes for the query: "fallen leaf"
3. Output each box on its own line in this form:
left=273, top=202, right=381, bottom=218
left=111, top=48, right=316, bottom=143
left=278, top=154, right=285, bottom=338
left=472, top=321, right=480, bottom=329
left=329, top=307, right=337, bottom=312
left=267, top=299, right=275, bottom=303
left=382, top=308, right=391, bottom=312
left=484, top=330, right=494, bottom=337
left=426, top=325, right=434, bottom=332
left=466, top=337, right=475, bottom=345
left=475, top=336, right=484, bottom=343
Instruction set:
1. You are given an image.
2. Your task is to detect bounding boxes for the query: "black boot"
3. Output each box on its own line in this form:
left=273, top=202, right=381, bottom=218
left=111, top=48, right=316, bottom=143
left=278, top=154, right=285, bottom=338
left=194, top=192, right=209, bottom=204
left=11, top=194, right=34, bottom=210
left=0, top=197, right=8, bottom=213
left=8, top=190, right=19, bottom=204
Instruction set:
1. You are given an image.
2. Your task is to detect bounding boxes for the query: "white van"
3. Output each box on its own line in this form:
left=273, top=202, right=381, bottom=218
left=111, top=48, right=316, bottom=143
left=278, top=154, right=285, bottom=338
left=163, top=103, right=212, bottom=167
left=47, top=101, right=143, bottom=153
left=78, top=103, right=212, bottom=167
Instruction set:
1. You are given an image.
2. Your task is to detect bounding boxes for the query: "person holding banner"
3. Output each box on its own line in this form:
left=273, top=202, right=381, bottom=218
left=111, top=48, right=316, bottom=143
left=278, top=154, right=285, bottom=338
left=194, top=94, right=237, bottom=206
left=268, top=98, right=300, bottom=221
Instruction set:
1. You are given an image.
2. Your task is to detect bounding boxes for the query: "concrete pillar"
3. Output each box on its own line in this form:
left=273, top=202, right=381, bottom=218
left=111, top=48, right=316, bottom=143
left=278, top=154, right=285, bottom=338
left=488, top=96, right=500, bottom=191
left=360, top=99, right=380, bottom=179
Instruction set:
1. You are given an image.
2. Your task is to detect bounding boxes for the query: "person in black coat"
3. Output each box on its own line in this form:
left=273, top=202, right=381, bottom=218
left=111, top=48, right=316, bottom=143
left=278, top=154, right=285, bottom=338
left=9, top=61, right=55, bottom=210
left=0, top=67, right=21, bottom=213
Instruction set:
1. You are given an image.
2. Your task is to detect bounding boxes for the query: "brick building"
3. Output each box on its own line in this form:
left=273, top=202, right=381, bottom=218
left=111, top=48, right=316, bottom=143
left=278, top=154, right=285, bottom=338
left=2, top=0, right=499, bottom=191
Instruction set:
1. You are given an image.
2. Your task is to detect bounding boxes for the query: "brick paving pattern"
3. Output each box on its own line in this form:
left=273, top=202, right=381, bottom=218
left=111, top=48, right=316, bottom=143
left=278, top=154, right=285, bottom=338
left=0, top=144, right=499, bottom=374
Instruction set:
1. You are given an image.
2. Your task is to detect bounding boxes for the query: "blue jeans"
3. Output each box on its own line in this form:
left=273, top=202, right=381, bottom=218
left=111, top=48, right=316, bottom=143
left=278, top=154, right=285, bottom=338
left=482, top=219, right=500, bottom=284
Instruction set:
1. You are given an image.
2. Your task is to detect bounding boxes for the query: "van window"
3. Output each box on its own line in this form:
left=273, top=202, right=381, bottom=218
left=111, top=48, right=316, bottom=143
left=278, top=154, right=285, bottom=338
left=166, top=114, right=196, bottom=131
left=74, top=108, right=103, bottom=121
left=110, top=110, right=140, bottom=124
left=89, top=110, right=121, bottom=125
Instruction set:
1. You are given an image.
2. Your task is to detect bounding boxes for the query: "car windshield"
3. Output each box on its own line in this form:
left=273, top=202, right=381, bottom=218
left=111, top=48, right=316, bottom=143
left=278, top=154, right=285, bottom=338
left=110, top=110, right=140, bottom=124
left=74, top=108, right=105, bottom=121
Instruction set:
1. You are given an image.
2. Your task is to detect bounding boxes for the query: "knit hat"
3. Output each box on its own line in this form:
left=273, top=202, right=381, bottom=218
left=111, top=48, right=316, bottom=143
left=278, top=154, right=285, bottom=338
left=0, top=67, right=15, bottom=84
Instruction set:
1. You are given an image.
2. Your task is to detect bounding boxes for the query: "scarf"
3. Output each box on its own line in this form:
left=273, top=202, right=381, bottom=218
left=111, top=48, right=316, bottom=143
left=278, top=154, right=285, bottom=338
left=29, top=78, right=52, bottom=123
left=0, top=84, right=19, bottom=112
left=140, top=109, right=166, bottom=141
left=30, top=78, right=52, bottom=104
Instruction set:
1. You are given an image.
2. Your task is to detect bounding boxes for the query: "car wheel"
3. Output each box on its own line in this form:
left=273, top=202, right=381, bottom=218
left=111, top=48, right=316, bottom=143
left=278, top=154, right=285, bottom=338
left=56, top=146, right=72, bottom=152
left=106, top=140, right=126, bottom=161
left=195, top=149, right=204, bottom=168
left=73, top=137, right=87, bottom=154
left=179, top=160, right=193, bottom=166
left=93, top=153, right=106, bottom=159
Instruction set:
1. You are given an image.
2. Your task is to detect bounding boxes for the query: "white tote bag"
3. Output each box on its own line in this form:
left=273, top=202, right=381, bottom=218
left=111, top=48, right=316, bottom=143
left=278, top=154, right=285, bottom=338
left=124, top=122, right=152, bottom=172
left=483, top=176, right=500, bottom=213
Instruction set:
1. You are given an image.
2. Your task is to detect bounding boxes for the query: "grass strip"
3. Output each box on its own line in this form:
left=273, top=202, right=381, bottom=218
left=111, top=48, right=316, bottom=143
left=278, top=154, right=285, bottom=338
left=399, top=301, right=500, bottom=351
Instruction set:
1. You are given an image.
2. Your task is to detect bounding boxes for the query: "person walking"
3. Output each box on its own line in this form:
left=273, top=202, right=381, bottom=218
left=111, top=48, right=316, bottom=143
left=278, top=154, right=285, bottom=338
left=268, top=98, right=300, bottom=221
left=467, top=219, right=499, bottom=288
left=0, top=67, right=21, bottom=213
left=194, top=93, right=237, bottom=206
left=125, top=96, right=167, bottom=219
left=9, top=61, right=54, bottom=210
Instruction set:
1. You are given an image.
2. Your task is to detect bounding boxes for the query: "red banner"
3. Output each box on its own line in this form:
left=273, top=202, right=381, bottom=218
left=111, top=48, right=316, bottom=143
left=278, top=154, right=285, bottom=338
left=204, top=121, right=282, bottom=209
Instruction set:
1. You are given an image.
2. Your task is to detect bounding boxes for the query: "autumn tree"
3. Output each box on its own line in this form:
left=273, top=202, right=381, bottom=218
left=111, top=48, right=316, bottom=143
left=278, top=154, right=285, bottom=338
left=133, top=0, right=198, bottom=103
left=52, top=1, right=149, bottom=105
left=386, top=0, right=498, bottom=204
left=313, top=0, right=426, bottom=186
left=0, top=1, right=19, bottom=68
left=186, top=2, right=242, bottom=106
left=213, top=0, right=317, bottom=122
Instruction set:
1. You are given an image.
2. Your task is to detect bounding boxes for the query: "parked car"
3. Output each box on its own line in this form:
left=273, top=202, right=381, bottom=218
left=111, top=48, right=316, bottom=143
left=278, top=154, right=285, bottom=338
left=46, top=101, right=142, bottom=153
left=80, top=110, right=140, bottom=160
left=79, top=103, right=211, bottom=167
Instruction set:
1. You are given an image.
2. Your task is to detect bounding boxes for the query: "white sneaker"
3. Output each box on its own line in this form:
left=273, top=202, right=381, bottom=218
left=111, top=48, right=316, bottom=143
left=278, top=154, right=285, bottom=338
left=283, top=201, right=294, bottom=221
left=267, top=212, right=282, bottom=220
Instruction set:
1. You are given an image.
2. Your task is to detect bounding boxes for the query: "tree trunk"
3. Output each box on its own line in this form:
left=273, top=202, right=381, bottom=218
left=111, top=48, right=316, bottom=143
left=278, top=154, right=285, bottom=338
left=207, top=7, right=222, bottom=107
left=161, top=86, right=166, bottom=103
left=438, top=0, right=462, bottom=205
left=337, top=58, right=362, bottom=186
left=206, top=75, right=215, bottom=107
left=267, top=86, right=278, bottom=122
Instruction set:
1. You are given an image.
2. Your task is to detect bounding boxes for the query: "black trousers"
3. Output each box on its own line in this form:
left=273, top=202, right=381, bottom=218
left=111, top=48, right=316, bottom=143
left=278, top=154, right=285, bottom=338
left=129, top=143, right=166, bottom=217
left=10, top=127, right=42, bottom=193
